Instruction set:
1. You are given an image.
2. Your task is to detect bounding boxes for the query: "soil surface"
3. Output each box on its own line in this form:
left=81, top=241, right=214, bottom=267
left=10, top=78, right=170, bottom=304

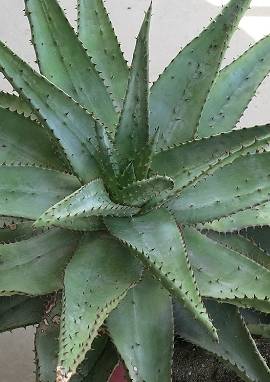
left=172, top=337, right=270, bottom=382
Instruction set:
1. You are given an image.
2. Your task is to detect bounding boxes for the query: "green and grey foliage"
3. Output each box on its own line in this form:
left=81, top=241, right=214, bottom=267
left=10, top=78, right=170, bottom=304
left=0, top=0, right=270, bottom=381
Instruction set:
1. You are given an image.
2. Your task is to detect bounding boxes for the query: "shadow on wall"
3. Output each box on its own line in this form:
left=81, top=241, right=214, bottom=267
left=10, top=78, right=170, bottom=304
left=0, top=0, right=270, bottom=381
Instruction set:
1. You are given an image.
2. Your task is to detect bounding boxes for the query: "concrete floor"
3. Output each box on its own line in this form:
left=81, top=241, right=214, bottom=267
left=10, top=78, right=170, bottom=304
left=0, top=1, right=270, bottom=381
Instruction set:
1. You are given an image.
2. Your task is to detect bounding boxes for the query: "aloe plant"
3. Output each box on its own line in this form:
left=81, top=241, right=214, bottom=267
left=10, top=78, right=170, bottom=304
left=0, top=0, right=270, bottom=381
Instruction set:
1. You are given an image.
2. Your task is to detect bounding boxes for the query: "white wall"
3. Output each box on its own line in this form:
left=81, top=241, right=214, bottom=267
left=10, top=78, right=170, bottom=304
left=0, top=1, right=270, bottom=380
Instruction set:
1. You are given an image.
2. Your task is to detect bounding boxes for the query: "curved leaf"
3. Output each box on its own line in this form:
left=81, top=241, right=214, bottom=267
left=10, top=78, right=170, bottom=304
left=72, top=340, right=118, bottom=382
left=25, top=0, right=117, bottom=129
left=107, top=274, right=173, bottom=382
left=57, top=233, right=141, bottom=382
left=35, top=179, right=139, bottom=229
left=0, top=40, right=102, bottom=182
left=199, top=201, right=270, bottom=233
left=105, top=208, right=217, bottom=339
left=51, top=216, right=105, bottom=232
left=169, top=152, right=270, bottom=224
left=243, top=310, right=270, bottom=339
left=245, top=226, right=270, bottom=253
left=0, top=229, right=79, bottom=296
left=0, top=92, right=36, bottom=120
left=183, top=227, right=270, bottom=304
left=0, top=164, right=80, bottom=220
left=35, top=295, right=116, bottom=382
left=152, top=124, right=270, bottom=192
left=0, top=295, right=46, bottom=333
left=150, top=0, right=251, bottom=148
left=114, top=5, right=151, bottom=179
left=174, top=300, right=270, bottom=382
left=118, top=175, right=174, bottom=207
left=201, top=231, right=270, bottom=270
left=0, top=218, right=38, bottom=243
left=198, top=35, right=270, bottom=137
left=78, top=0, right=129, bottom=111
left=35, top=296, right=61, bottom=382
left=0, top=106, right=66, bottom=170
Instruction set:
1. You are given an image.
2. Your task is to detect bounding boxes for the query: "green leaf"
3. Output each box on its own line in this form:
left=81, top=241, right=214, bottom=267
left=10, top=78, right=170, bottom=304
left=198, top=201, right=270, bottom=232
left=78, top=0, right=129, bottom=111
left=243, top=310, right=270, bottom=339
left=183, top=227, right=270, bottom=304
left=25, top=0, right=117, bottom=129
left=118, top=175, right=174, bottom=207
left=0, top=218, right=38, bottom=243
left=105, top=208, right=217, bottom=340
left=0, top=106, right=66, bottom=170
left=114, top=5, right=151, bottom=180
left=0, top=91, right=36, bottom=120
left=227, top=299, right=270, bottom=314
left=57, top=232, right=141, bottom=381
left=35, top=295, right=116, bottom=382
left=200, top=231, right=270, bottom=270
left=35, top=179, right=139, bottom=229
left=0, top=41, right=102, bottom=182
left=169, top=152, right=270, bottom=224
left=35, top=296, right=61, bottom=382
left=107, top=274, right=173, bottom=382
left=198, top=35, right=270, bottom=137
left=51, top=216, right=105, bottom=232
left=0, top=229, right=79, bottom=296
left=174, top=300, right=270, bottom=382
left=150, top=0, right=251, bottom=148
left=152, top=124, right=270, bottom=193
left=245, top=226, right=270, bottom=253
left=0, top=164, right=80, bottom=220
left=71, top=339, right=118, bottom=382
left=0, top=295, right=46, bottom=333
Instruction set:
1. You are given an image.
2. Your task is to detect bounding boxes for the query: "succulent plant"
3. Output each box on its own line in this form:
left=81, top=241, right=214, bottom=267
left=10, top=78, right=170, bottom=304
left=1, top=0, right=270, bottom=381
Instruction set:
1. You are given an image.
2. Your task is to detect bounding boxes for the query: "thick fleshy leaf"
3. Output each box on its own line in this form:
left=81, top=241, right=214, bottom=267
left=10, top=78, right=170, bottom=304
left=201, top=231, right=270, bottom=270
left=0, top=229, right=79, bottom=296
left=152, top=124, right=270, bottom=193
left=35, top=296, right=61, bottom=382
left=0, top=218, right=38, bottom=243
left=25, top=0, right=117, bottom=129
left=71, top=339, right=118, bottom=382
left=198, top=35, right=270, bottom=137
left=243, top=310, right=270, bottom=339
left=0, top=41, right=103, bottom=182
left=105, top=208, right=217, bottom=339
left=78, top=0, right=129, bottom=111
left=35, top=179, right=139, bottom=229
left=174, top=300, right=270, bottom=382
left=150, top=0, right=251, bottom=148
left=118, top=175, right=174, bottom=207
left=0, top=91, right=36, bottom=120
left=228, top=299, right=270, bottom=314
left=107, top=274, right=173, bottom=382
left=57, top=233, right=141, bottom=382
left=0, top=295, right=46, bottom=333
left=169, top=152, right=270, bottom=224
left=51, top=215, right=105, bottom=232
left=0, top=165, right=80, bottom=220
left=199, top=201, right=270, bottom=233
left=35, top=295, right=116, bottom=382
left=245, top=226, right=270, bottom=253
left=183, top=227, right=270, bottom=304
left=0, top=106, right=66, bottom=170
left=114, top=5, right=151, bottom=180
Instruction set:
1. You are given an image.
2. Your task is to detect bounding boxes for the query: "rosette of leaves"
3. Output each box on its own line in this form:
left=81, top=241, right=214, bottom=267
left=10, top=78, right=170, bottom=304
left=0, top=0, right=270, bottom=381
